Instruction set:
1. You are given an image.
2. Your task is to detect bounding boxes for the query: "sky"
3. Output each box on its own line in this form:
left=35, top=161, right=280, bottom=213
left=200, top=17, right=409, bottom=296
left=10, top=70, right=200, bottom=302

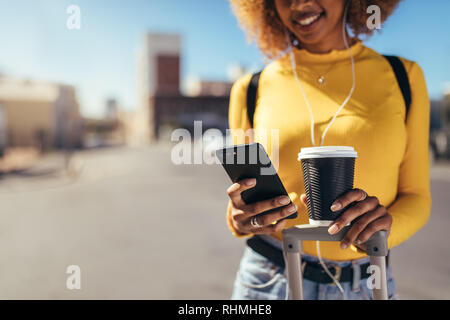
left=0, top=0, right=449, bottom=117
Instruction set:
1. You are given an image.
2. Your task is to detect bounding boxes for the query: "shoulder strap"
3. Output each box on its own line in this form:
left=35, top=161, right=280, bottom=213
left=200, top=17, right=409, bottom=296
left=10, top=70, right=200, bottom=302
left=246, top=71, right=262, bottom=128
left=246, top=56, right=412, bottom=127
left=383, top=55, right=412, bottom=123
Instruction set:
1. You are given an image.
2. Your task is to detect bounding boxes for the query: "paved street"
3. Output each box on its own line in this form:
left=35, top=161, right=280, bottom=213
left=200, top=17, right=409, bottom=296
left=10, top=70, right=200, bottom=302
left=0, top=144, right=449, bottom=299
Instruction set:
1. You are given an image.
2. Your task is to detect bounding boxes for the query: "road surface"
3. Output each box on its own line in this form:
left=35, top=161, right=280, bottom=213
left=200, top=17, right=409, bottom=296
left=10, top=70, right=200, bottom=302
left=0, top=144, right=448, bottom=299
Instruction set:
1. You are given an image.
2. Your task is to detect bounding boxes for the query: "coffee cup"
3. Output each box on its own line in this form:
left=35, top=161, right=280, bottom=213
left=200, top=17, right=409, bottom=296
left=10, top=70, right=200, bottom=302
left=297, top=146, right=357, bottom=226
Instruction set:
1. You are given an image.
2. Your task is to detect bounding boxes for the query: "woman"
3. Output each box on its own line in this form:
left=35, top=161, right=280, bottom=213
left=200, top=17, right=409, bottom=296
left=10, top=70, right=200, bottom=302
left=226, top=0, right=431, bottom=300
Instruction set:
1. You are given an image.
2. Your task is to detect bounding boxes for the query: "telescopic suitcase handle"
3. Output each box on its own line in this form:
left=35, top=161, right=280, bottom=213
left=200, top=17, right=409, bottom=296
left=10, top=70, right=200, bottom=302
left=282, top=226, right=389, bottom=300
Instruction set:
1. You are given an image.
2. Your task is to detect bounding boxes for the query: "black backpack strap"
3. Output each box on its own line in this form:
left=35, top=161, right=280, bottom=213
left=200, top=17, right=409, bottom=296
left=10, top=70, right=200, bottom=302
left=246, top=70, right=262, bottom=128
left=246, top=57, right=411, bottom=127
left=383, top=55, right=412, bottom=123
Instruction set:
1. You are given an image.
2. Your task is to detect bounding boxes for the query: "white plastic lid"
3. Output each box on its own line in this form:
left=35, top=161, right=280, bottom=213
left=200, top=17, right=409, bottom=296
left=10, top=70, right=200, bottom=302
left=297, top=146, right=357, bottom=160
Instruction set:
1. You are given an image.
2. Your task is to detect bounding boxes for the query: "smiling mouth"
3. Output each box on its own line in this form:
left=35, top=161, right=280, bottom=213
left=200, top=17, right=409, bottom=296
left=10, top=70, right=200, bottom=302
left=293, top=11, right=325, bottom=29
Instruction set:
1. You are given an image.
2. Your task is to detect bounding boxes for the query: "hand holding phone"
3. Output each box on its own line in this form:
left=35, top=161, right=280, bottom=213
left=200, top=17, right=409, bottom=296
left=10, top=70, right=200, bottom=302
left=216, top=143, right=298, bottom=235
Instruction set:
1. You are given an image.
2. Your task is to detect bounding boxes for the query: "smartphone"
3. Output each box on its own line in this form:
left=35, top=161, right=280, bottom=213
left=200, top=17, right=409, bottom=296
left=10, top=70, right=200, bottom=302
left=216, top=142, right=298, bottom=220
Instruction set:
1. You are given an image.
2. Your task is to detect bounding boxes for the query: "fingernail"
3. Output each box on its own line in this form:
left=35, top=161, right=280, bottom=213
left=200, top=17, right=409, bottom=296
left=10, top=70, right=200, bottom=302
left=354, top=239, right=361, bottom=245
left=328, top=224, right=339, bottom=234
left=330, top=202, right=341, bottom=211
left=278, top=196, right=290, bottom=205
left=340, top=242, right=348, bottom=250
left=246, top=179, right=256, bottom=186
left=287, top=204, right=297, bottom=213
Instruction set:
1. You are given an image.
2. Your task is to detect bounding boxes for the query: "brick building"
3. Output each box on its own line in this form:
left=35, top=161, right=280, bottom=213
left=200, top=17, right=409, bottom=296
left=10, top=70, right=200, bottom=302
left=136, top=32, right=231, bottom=143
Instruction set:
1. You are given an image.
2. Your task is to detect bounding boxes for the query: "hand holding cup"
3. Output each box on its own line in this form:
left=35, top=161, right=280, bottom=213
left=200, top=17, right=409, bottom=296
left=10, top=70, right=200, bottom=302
left=298, top=190, right=392, bottom=251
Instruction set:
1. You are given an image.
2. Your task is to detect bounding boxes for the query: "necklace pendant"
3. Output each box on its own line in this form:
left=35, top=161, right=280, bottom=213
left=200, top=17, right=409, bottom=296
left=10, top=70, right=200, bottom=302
left=317, top=76, right=325, bottom=85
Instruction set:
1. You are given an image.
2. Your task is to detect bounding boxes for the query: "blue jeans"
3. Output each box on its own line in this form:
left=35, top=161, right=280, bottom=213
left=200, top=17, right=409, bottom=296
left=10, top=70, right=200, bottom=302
left=231, top=247, right=396, bottom=300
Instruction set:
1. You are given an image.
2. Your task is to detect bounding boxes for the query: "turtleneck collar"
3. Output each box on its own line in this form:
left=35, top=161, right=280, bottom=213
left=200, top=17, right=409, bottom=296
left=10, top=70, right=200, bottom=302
left=277, top=39, right=364, bottom=67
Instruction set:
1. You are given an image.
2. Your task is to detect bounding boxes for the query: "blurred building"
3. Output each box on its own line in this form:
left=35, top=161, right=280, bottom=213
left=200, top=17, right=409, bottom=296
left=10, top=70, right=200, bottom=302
left=429, top=90, right=450, bottom=159
left=0, top=105, right=7, bottom=156
left=82, top=98, right=128, bottom=148
left=183, top=77, right=233, bottom=97
left=136, top=32, right=231, bottom=143
left=441, top=90, right=450, bottom=127
left=136, top=33, right=180, bottom=144
left=0, top=77, right=83, bottom=152
left=105, top=98, right=119, bottom=120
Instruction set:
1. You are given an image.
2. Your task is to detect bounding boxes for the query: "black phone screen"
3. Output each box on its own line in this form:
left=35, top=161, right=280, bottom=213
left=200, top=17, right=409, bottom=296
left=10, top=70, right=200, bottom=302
left=216, top=142, right=297, bottom=220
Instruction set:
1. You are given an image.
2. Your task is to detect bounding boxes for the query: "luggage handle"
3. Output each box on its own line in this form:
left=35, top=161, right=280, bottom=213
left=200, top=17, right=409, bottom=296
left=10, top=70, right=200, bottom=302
left=282, top=226, right=389, bottom=300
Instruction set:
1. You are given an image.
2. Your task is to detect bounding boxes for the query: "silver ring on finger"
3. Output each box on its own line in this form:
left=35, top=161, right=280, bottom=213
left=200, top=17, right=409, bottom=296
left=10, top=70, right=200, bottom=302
left=250, top=216, right=262, bottom=228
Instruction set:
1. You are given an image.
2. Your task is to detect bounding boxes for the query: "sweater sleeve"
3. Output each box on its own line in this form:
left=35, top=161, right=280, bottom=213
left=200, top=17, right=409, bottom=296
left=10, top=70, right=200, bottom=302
left=386, top=61, right=432, bottom=248
left=226, top=73, right=254, bottom=238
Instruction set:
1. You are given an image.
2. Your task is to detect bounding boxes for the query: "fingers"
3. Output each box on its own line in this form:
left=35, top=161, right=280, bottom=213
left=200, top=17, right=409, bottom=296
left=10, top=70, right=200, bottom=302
left=330, top=188, right=367, bottom=212
left=230, top=202, right=295, bottom=236
left=252, top=219, right=288, bottom=235
left=249, top=203, right=297, bottom=227
left=245, top=195, right=293, bottom=218
left=300, top=194, right=307, bottom=206
left=226, top=179, right=299, bottom=236
left=227, top=178, right=256, bottom=208
left=231, top=195, right=293, bottom=223
left=339, top=205, right=387, bottom=249
left=229, top=208, right=248, bottom=227
left=353, top=242, right=367, bottom=253
left=354, top=214, right=392, bottom=244
left=328, top=195, right=379, bottom=235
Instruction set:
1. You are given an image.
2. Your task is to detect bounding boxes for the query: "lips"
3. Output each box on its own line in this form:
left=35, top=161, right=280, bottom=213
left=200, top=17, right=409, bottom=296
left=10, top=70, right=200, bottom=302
left=292, top=11, right=325, bottom=31
left=298, top=13, right=321, bottom=26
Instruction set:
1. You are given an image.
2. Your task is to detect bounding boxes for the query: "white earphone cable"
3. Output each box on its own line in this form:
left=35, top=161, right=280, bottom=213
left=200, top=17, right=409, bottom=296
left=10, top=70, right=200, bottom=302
left=316, top=240, right=347, bottom=299
left=285, top=3, right=355, bottom=299
left=288, top=8, right=355, bottom=148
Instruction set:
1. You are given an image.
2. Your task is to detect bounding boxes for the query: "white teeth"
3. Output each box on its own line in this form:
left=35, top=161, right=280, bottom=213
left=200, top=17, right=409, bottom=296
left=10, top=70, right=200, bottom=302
left=298, top=14, right=321, bottom=26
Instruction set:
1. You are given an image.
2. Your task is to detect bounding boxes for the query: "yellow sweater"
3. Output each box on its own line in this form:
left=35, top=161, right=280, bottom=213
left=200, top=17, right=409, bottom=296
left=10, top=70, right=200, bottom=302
left=226, top=41, right=431, bottom=261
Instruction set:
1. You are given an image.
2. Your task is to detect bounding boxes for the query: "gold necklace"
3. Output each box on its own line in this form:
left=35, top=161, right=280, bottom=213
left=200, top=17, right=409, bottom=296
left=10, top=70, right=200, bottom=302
left=308, top=63, right=337, bottom=86
left=291, top=36, right=356, bottom=86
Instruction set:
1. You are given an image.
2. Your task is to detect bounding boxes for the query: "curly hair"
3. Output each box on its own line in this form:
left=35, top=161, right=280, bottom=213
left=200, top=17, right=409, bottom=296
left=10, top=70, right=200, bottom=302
left=230, top=0, right=402, bottom=60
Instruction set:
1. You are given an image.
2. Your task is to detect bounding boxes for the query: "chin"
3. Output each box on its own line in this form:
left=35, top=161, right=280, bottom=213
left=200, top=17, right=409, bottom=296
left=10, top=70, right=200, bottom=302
left=294, top=32, right=326, bottom=46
